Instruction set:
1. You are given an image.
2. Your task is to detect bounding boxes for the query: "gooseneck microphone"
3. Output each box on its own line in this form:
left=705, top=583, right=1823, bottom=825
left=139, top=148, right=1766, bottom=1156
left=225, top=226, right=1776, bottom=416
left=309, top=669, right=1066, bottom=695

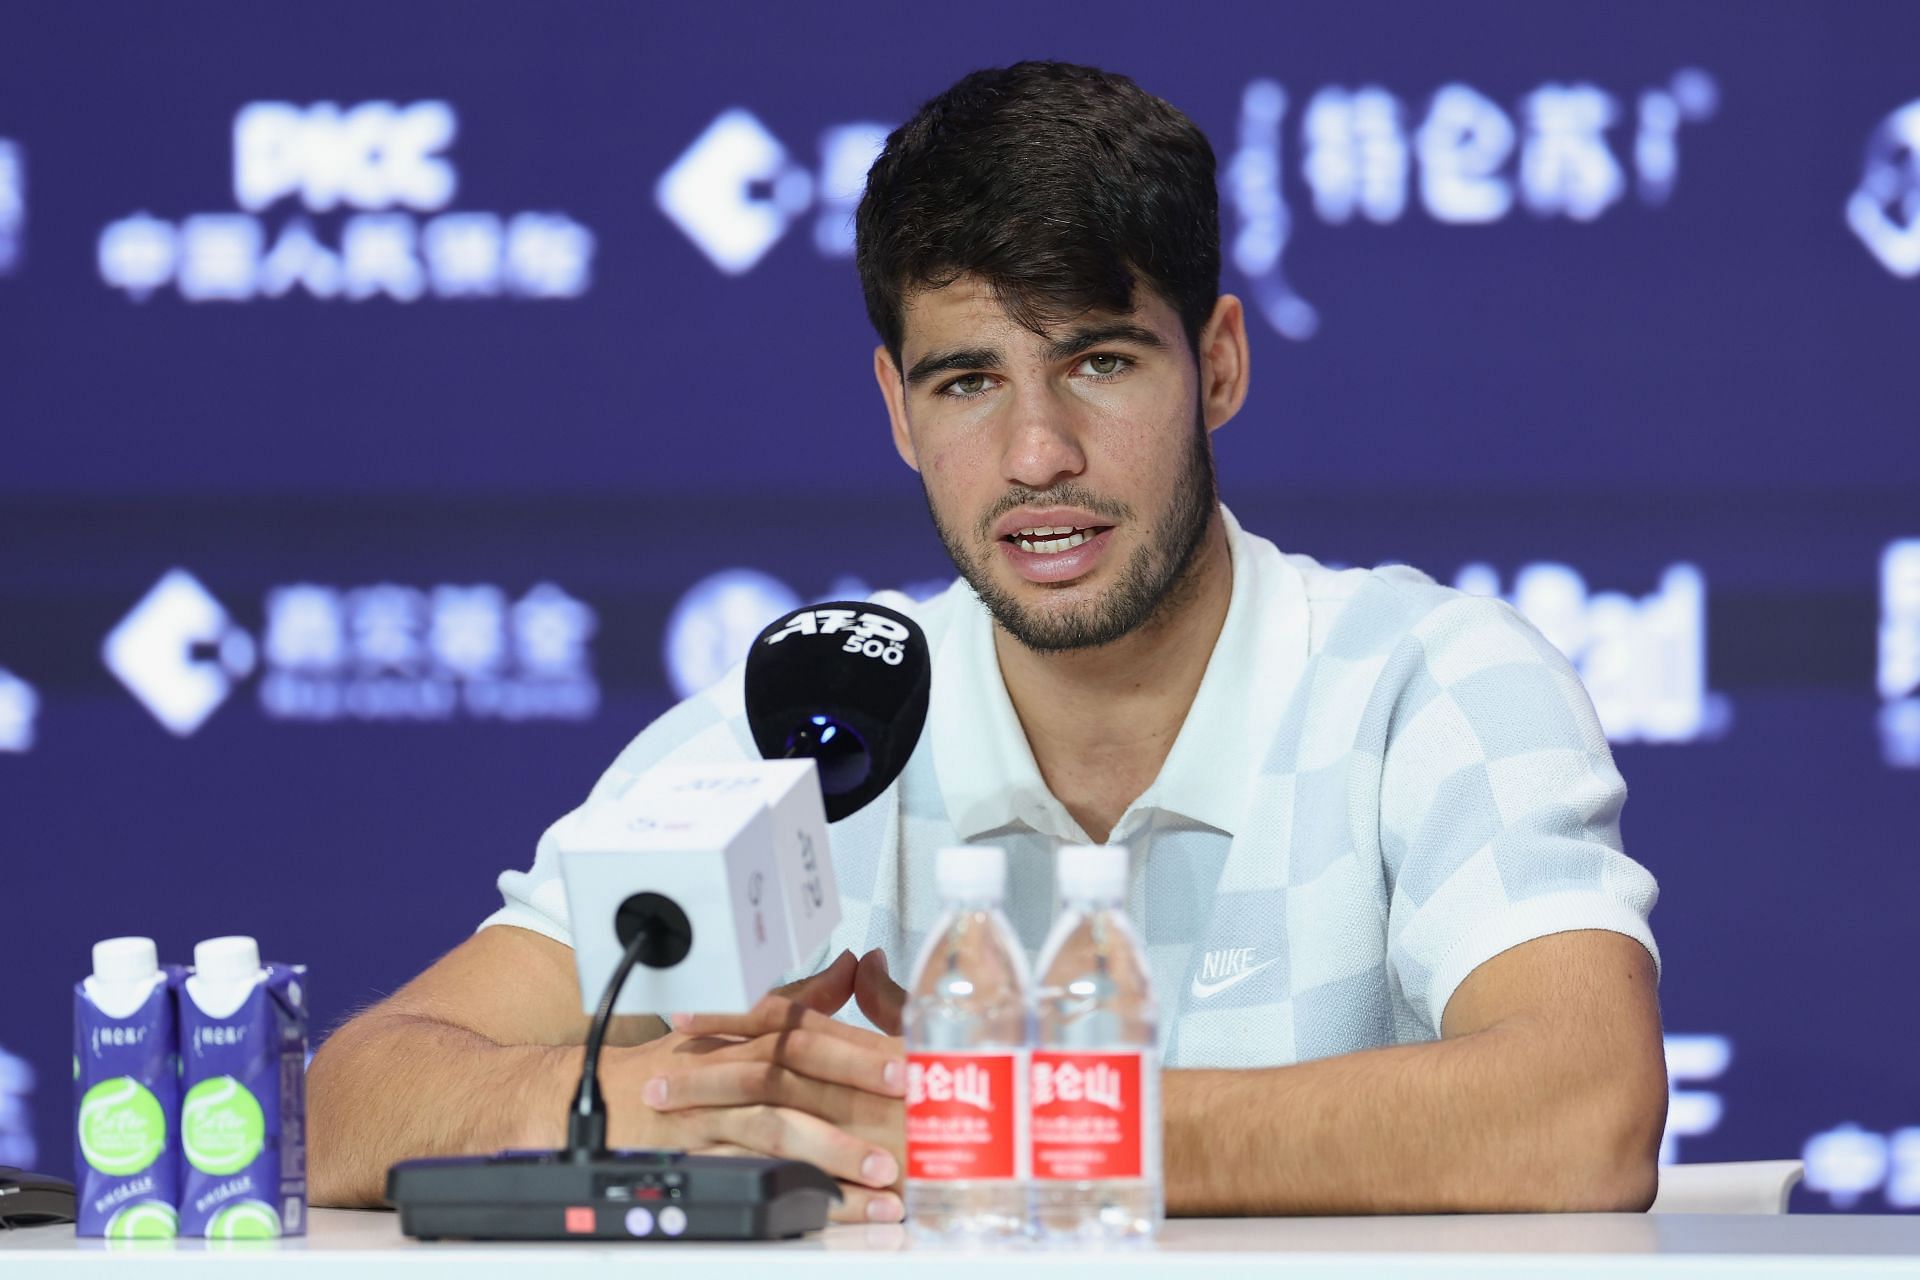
left=389, top=599, right=942, bottom=1240
left=743, top=600, right=931, bottom=822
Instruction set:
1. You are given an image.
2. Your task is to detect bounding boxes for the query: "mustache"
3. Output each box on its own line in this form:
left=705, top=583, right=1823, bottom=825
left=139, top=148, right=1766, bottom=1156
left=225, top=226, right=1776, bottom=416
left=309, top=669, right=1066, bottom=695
left=973, top=483, right=1135, bottom=542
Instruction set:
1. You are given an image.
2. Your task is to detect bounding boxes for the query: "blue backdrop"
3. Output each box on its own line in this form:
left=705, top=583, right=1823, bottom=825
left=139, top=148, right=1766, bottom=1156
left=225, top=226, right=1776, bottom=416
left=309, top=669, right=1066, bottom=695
left=2, top=0, right=1916, bottom=1213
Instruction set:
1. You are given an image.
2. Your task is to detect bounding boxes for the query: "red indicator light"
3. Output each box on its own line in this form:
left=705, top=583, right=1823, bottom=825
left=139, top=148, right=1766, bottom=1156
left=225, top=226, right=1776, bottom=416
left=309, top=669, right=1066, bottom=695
left=636, top=1186, right=664, bottom=1201
left=565, top=1206, right=595, bottom=1234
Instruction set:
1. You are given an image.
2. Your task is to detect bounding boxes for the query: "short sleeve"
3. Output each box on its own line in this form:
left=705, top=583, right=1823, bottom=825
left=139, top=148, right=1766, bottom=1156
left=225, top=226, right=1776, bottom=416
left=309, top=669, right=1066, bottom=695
left=1377, top=595, right=1660, bottom=1036
left=478, top=667, right=756, bottom=949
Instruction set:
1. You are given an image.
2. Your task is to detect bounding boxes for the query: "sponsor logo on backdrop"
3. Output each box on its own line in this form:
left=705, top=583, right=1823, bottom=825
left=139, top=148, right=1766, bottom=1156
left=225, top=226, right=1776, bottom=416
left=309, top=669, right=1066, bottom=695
left=658, top=70, right=1715, bottom=341
left=0, top=667, right=39, bottom=752
left=657, top=111, right=888, bottom=274
left=1879, top=540, right=1920, bottom=767
left=1661, top=1034, right=1730, bottom=1165
left=0, top=139, right=22, bottom=276
left=1456, top=561, right=1726, bottom=745
left=1228, top=70, right=1717, bottom=338
left=1804, top=1124, right=1920, bottom=1210
left=1849, top=101, right=1920, bottom=278
left=103, top=569, right=258, bottom=736
left=0, top=1046, right=36, bottom=1169
left=104, top=569, right=598, bottom=732
left=99, top=101, right=594, bottom=302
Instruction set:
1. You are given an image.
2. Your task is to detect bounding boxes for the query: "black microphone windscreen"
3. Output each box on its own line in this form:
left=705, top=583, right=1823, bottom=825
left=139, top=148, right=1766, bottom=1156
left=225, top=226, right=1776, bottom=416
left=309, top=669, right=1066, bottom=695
left=744, top=600, right=931, bottom=822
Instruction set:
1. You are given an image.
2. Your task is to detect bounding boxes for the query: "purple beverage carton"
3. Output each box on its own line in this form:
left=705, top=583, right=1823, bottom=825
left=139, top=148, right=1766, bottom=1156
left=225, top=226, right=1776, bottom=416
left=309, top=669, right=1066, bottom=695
left=73, top=937, right=181, bottom=1238
left=178, top=935, right=308, bottom=1239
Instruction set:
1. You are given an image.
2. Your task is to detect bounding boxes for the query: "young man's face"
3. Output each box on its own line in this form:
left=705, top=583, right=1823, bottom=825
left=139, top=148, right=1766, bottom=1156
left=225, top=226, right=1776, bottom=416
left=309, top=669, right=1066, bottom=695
left=876, top=275, right=1238, bottom=652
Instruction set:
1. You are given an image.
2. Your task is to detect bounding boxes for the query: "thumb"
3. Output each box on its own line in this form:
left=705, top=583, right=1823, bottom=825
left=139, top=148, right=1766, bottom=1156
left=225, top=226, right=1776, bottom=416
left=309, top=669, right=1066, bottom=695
left=775, top=948, right=857, bottom=1015
left=854, top=948, right=907, bottom=1035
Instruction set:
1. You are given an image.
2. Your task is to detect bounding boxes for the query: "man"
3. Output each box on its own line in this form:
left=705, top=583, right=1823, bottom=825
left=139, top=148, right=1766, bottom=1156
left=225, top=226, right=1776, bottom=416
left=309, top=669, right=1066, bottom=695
left=310, top=61, right=1666, bottom=1223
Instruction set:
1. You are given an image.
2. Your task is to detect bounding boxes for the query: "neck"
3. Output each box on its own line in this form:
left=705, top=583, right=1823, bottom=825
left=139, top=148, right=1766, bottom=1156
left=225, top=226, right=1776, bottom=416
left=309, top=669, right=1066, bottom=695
left=994, top=509, right=1233, bottom=843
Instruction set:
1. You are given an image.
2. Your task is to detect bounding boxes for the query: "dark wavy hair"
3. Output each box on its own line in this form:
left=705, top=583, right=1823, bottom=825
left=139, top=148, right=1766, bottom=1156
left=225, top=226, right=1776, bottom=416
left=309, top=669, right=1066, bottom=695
left=856, top=61, right=1220, bottom=367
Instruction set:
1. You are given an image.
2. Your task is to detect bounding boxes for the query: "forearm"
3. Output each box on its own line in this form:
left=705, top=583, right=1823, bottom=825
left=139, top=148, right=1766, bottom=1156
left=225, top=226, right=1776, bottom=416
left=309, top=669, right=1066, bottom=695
left=1164, top=1025, right=1661, bottom=1216
left=307, top=1011, right=587, bottom=1208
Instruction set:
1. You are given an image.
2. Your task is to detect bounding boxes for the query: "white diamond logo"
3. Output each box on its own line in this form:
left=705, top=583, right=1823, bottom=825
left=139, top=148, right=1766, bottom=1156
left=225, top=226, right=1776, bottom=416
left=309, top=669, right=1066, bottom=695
left=103, top=569, right=256, bottom=736
left=656, top=109, right=814, bottom=275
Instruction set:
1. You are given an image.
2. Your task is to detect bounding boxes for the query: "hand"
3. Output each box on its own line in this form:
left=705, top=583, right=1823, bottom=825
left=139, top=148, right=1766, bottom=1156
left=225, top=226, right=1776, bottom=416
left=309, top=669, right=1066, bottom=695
left=604, top=950, right=908, bottom=1223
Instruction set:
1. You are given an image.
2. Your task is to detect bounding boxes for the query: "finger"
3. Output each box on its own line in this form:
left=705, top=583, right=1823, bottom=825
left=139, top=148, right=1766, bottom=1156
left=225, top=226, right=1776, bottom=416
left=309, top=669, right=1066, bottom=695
left=829, top=1181, right=904, bottom=1225
left=706, top=1104, right=900, bottom=1189
left=675, top=993, right=893, bottom=1051
left=751, top=1024, right=902, bottom=1096
left=779, top=948, right=858, bottom=1014
left=669, top=952, right=855, bottom=1036
left=644, top=1048, right=900, bottom=1118
left=854, top=948, right=907, bottom=1036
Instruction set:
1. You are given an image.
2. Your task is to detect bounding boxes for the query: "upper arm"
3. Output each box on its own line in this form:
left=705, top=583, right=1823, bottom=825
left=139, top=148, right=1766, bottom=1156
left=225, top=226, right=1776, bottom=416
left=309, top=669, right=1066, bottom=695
left=363, top=924, right=667, bottom=1049
left=1441, top=929, right=1665, bottom=1105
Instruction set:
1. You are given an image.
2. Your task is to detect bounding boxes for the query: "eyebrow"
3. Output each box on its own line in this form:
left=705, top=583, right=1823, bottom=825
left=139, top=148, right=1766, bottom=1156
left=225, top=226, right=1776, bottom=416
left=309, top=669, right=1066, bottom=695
left=902, top=322, right=1168, bottom=389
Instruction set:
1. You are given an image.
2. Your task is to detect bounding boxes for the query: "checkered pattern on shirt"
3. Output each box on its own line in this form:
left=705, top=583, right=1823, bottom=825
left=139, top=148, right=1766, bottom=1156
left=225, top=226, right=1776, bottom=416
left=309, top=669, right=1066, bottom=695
left=484, top=555, right=1658, bottom=1068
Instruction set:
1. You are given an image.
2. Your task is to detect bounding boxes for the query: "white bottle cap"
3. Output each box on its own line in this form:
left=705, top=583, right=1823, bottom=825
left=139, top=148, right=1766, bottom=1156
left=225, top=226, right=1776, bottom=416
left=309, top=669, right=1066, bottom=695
left=935, top=845, right=1006, bottom=903
left=91, top=937, right=159, bottom=985
left=194, top=935, right=261, bottom=983
left=1057, top=843, right=1128, bottom=901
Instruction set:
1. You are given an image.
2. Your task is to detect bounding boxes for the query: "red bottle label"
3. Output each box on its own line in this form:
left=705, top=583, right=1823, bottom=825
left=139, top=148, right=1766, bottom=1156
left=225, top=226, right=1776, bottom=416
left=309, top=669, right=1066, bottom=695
left=905, top=1052, right=1021, bottom=1180
left=1030, top=1051, right=1144, bottom=1181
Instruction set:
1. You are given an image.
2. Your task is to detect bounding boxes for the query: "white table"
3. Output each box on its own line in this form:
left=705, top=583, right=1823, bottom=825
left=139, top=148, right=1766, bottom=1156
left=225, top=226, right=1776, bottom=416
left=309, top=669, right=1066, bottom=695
left=4, top=1207, right=1920, bottom=1277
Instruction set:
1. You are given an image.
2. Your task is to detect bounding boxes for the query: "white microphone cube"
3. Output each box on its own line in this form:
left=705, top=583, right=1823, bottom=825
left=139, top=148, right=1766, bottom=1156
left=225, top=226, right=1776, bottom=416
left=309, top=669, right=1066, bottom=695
left=629, top=759, right=840, bottom=964
left=554, top=761, right=839, bottom=1016
left=557, top=786, right=793, bottom=1016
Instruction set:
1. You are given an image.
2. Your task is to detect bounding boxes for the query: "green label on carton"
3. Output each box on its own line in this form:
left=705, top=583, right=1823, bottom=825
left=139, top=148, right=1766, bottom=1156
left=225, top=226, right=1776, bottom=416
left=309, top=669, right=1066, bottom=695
left=106, top=1201, right=180, bottom=1240
left=77, top=1077, right=166, bottom=1177
left=207, top=1199, right=281, bottom=1239
left=181, top=1076, right=265, bottom=1175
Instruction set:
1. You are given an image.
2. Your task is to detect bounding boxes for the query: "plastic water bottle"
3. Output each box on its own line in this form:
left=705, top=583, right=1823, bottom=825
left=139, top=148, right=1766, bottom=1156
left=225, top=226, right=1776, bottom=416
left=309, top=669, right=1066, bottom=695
left=1031, top=844, right=1161, bottom=1242
left=903, top=845, right=1031, bottom=1242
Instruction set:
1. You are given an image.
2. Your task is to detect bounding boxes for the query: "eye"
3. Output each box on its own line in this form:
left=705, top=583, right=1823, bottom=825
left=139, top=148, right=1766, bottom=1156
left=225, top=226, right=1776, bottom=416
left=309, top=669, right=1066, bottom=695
left=1080, top=353, right=1131, bottom=378
left=939, top=372, right=991, bottom=399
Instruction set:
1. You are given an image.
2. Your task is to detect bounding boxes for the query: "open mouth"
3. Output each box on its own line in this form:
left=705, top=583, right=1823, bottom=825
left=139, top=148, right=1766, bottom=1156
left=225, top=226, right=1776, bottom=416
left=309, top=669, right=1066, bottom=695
left=1001, top=524, right=1113, bottom=554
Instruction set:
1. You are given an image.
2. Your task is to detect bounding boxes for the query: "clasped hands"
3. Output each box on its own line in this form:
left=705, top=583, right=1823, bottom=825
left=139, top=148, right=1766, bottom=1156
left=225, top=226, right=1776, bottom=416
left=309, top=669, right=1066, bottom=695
left=609, top=947, right=910, bottom=1224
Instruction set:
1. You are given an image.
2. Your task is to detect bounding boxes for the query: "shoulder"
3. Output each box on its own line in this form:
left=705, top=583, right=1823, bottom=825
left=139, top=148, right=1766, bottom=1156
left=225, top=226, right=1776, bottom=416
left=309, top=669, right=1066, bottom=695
left=1285, top=553, right=1553, bottom=672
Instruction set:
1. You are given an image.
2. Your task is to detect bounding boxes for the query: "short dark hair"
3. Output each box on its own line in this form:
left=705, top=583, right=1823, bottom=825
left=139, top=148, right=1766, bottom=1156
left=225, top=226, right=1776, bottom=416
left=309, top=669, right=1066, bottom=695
left=856, top=61, right=1220, bottom=368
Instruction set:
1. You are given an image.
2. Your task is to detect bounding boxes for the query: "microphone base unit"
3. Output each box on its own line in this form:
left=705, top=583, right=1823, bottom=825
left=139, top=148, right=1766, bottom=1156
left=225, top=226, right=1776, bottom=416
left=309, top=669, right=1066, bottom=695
left=387, top=1148, right=839, bottom=1242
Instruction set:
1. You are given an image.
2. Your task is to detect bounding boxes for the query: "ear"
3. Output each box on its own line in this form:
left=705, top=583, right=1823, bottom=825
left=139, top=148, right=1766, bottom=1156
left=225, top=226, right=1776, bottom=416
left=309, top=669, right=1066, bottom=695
left=874, top=344, right=920, bottom=472
left=1197, top=294, right=1251, bottom=434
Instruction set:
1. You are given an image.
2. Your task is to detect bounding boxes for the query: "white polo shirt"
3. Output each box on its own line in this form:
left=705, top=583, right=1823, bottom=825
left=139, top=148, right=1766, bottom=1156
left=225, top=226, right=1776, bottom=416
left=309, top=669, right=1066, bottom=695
left=484, top=507, right=1659, bottom=1066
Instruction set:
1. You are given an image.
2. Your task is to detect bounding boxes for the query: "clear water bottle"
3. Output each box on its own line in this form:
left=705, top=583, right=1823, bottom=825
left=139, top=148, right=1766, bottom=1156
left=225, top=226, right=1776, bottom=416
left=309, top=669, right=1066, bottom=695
left=1032, top=843, right=1161, bottom=1242
left=903, top=845, right=1031, bottom=1242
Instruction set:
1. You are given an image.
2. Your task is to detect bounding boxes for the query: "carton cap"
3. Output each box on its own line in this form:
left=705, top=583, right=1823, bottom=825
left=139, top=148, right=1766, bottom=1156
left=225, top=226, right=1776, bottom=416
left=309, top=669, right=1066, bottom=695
left=1057, top=843, right=1128, bottom=901
left=92, top=936, right=158, bottom=984
left=935, top=845, right=1005, bottom=903
left=194, top=935, right=261, bottom=983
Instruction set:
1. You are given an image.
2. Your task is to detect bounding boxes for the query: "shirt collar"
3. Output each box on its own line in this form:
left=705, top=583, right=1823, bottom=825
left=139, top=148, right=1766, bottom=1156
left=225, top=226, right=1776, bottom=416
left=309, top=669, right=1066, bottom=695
left=928, top=505, right=1311, bottom=843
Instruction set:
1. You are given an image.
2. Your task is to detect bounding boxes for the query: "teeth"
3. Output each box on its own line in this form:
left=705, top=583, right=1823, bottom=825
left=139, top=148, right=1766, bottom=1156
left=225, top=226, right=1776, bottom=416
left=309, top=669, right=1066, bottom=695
left=1016, top=530, right=1093, bottom=554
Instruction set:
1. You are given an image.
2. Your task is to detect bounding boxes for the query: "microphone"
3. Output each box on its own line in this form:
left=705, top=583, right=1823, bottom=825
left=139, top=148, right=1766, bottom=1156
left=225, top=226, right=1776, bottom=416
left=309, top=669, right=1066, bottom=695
left=744, top=600, right=931, bottom=821
left=390, top=600, right=933, bottom=1241
left=565, top=600, right=930, bottom=1151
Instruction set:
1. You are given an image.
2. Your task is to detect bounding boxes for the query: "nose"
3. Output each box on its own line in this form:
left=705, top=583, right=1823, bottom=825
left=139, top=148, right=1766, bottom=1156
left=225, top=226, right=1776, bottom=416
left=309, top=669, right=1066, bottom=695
left=999, top=385, right=1086, bottom=491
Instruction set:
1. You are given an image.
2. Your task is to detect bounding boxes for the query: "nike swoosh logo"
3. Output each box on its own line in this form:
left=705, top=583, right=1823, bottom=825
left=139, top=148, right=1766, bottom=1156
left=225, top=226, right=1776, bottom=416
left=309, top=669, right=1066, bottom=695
left=1190, top=956, right=1282, bottom=999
